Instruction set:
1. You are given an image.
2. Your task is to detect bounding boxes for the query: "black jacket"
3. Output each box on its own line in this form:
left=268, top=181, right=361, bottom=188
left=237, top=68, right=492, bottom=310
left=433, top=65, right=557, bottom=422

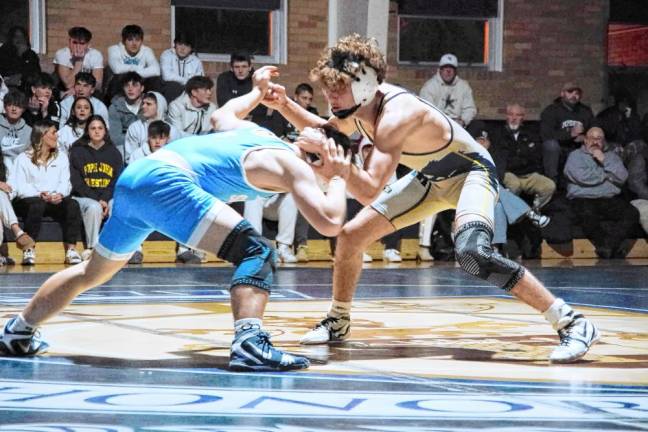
left=595, top=105, right=642, bottom=146
left=215, top=70, right=265, bottom=118
left=69, top=141, right=124, bottom=202
left=491, top=124, right=544, bottom=178
left=540, top=97, right=593, bottom=147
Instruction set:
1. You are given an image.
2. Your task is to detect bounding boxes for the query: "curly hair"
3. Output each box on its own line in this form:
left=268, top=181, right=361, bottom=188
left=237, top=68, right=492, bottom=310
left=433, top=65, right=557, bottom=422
left=310, top=33, right=387, bottom=91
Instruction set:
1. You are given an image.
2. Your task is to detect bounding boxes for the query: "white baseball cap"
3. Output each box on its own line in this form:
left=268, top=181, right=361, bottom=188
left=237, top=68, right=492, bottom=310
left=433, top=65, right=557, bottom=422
left=439, top=53, right=458, bottom=68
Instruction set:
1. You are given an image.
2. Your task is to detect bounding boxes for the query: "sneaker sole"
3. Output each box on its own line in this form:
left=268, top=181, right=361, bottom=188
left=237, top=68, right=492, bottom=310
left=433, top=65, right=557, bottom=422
left=229, top=360, right=310, bottom=372
left=550, top=329, right=601, bottom=364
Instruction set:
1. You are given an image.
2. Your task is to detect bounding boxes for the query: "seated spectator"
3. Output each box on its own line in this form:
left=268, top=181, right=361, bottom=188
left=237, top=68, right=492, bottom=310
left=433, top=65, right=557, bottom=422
left=59, top=72, right=109, bottom=128
left=469, top=122, right=550, bottom=254
left=106, top=25, right=161, bottom=102
left=286, top=83, right=320, bottom=142
left=216, top=52, right=265, bottom=120
left=0, top=90, right=32, bottom=172
left=596, top=92, right=643, bottom=152
left=58, top=96, right=93, bottom=154
left=419, top=53, right=477, bottom=127
left=69, top=115, right=123, bottom=260
left=10, top=121, right=83, bottom=265
left=626, top=140, right=648, bottom=236
left=53, top=27, right=104, bottom=97
left=167, top=76, right=216, bottom=135
left=244, top=193, right=298, bottom=264
left=0, top=142, right=35, bottom=265
left=160, top=32, right=204, bottom=103
left=108, top=72, right=145, bottom=159
left=541, top=82, right=594, bottom=186
left=126, top=120, right=170, bottom=264
left=124, top=91, right=180, bottom=163
left=23, top=73, right=61, bottom=127
left=0, top=26, right=41, bottom=91
left=492, top=103, right=556, bottom=209
left=564, top=127, right=639, bottom=258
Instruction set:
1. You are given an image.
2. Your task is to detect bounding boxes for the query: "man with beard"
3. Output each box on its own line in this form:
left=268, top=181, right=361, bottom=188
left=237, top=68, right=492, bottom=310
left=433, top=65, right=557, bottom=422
left=491, top=103, right=556, bottom=211
left=540, top=82, right=594, bottom=186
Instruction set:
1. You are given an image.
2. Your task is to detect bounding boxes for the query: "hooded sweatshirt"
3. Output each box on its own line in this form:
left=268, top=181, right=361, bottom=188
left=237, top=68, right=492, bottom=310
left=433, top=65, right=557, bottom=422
left=124, top=91, right=181, bottom=163
left=69, top=140, right=124, bottom=202
left=419, top=72, right=477, bottom=126
left=160, top=48, right=204, bottom=85
left=0, top=115, right=32, bottom=175
left=108, top=95, right=140, bottom=158
left=167, top=92, right=216, bottom=136
left=540, top=97, right=594, bottom=147
left=107, top=42, right=160, bottom=78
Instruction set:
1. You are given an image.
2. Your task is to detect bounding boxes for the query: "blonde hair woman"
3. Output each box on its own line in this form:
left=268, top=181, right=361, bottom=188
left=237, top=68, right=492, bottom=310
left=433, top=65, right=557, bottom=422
left=10, top=121, right=82, bottom=265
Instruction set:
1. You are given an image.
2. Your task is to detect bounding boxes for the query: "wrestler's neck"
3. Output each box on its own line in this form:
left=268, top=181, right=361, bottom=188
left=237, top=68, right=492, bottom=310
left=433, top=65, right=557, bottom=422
left=352, top=89, right=384, bottom=123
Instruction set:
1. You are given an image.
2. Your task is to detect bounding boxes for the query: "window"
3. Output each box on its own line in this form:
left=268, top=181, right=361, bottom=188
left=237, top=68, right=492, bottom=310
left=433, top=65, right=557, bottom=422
left=171, top=0, right=287, bottom=64
left=0, top=0, right=46, bottom=53
left=396, top=0, right=503, bottom=71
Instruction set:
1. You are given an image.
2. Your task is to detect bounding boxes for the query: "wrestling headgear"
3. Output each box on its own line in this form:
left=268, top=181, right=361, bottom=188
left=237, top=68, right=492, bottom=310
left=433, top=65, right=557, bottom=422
left=327, top=54, right=379, bottom=119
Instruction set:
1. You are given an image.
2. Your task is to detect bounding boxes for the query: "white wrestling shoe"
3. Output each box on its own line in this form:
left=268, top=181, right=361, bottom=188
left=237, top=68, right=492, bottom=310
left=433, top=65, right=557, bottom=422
left=300, top=315, right=350, bottom=345
left=0, top=317, right=49, bottom=356
left=550, top=315, right=600, bottom=363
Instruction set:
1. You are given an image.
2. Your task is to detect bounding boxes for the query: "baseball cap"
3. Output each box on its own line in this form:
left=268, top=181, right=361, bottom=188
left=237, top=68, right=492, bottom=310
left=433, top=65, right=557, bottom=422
left=439, top=53, right=458, bottom=68
left=561, top=82, right=582, bottom=93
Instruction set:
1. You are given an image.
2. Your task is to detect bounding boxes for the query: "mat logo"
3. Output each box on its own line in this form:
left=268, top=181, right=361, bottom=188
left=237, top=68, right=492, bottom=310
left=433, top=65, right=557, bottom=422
left=0, top=381, right=646, bottom=420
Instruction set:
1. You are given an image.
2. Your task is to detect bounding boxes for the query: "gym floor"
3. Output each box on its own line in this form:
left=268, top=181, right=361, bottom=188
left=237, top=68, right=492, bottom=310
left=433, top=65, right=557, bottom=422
left=0, top=260, right=646, bottom=431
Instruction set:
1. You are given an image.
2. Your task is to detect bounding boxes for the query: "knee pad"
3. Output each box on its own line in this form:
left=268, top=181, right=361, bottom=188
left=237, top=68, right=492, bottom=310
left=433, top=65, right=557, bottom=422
left=454, top=221, right=525, bottom=291
left=217, top=220, right=277, bottom=292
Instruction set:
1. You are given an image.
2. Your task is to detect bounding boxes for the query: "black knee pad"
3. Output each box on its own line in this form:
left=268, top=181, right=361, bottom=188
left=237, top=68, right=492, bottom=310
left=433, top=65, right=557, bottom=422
left=454, top=221, right=525, bottom=291
left=217, top=220, right=277, bottom=292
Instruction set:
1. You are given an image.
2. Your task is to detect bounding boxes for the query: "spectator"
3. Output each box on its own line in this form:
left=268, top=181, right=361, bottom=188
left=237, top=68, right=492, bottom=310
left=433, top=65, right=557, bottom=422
left=10, top=121, right=83, bottom=265
left=0, top=26, right=41, bottom=91
left=0, top=74, right=9, bottom=114
left=540, top=81, right=594, bottom=185
left=563, top=127, right=639, bottom=258
left=216, top=52, right=265, bottom=119
left=167, top=76, right=216, bottom=135
left=286, top=83, right=320, bottom=142
left=58, top=96, right=93, bottom=154
left=124, top=91, right=181, bottom=163
left=470, top=121, right=550, bottom=255
left=59, top=72, right=109, bottom=128
left=108, top=72, right=145, bottom=159
left=626, top=141, right=648, bottom=236
left=160, top=32, right=204, bottom=103
left=0, top=140, right=35, bottom=265
left=53, top=27, right=104, bottom=97
left=126, top=120, right=171, bottom=264
left=419, top=53, right=477, bottom=127
left=0, top=90, right=32, bottom=173
left=106, top=25, right=161, bottom=102
left=417, top=215, right=436, bottom=262
left=22, top=73, right=61, bottom=126
left=69, top=115, right=123, bottom=260
left=595, top=93, right=643, bottom=150
left=491, top=103, right=556, bottom=210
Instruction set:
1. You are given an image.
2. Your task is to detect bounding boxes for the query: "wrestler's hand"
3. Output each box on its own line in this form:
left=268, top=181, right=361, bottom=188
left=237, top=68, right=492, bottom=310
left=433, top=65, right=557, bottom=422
left=313, top=137, right=351, bottom=181
left=252, top=65, right=279, bottom=93
left=262, top=83, right=288, bottom=109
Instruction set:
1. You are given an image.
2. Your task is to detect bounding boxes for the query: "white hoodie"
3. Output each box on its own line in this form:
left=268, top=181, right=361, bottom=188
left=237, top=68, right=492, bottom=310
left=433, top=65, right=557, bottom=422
left=124, top=91, right=181, bottom=163
left=107, top=42, right=160, bottom=78
left=160, top=48, right=204, bottom=85
left=11, top=150, right=72, bottom=199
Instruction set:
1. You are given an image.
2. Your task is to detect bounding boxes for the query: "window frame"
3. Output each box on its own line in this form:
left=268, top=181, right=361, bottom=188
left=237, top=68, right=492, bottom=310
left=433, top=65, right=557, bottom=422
left=396, top=0, right=503, bottom=71
left=170, top=0, right=288, bottom=64
left=30, top=0, right=47, bottom=54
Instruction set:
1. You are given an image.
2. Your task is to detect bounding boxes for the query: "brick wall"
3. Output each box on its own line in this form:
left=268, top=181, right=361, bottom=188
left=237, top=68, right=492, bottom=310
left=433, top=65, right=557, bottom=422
left=43, top=0, right=608, bottom=118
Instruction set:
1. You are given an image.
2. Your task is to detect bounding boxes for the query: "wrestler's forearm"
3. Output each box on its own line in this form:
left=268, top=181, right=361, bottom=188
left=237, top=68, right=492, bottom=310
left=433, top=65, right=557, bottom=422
left=226, top=87, right=265, bottom=120
left=346, top=165, right=384, bottom=206
left=277, top=98, right=327, bottom=131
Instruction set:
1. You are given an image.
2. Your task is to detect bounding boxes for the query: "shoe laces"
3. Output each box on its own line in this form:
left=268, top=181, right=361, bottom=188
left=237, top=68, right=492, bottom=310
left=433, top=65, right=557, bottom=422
left=253, top=331, right=274, bottom=354
left=317, top=316, right=340, bottom=330
left=557, top=316, right=583, bottom=346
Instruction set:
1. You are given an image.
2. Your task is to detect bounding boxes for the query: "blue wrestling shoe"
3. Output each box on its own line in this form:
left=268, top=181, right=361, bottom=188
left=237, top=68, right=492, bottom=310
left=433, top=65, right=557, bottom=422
left=0, top=317, right=49, bottom=356
left=230, top=324, right=310, bottom=372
